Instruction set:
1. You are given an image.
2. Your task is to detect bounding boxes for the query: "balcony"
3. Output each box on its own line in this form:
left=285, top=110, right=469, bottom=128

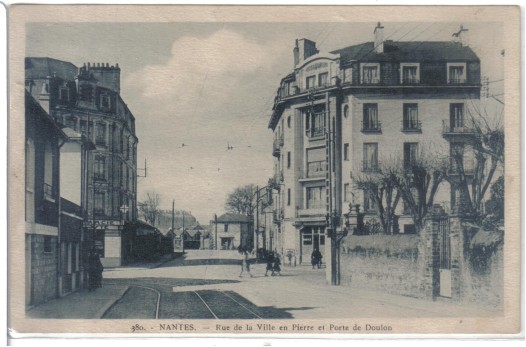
left=362, top=161, right=380, bottom=173
left=442, top=120, right=478, bottom=139
left=361, top=78, right=380, bottom=85
left=306, top=126, right=325, bottom=139
left=401, top=120, right=422, bottom=133
left=401, top=77, right=420, bottom=85
left=296, top=207, right=326, bottom=218
left=306, top=161, right=326, bottom=178
left=272, top=136, right=283, bottom=157
left=361, top=121, right=382, bottom=133
left=448, top=78, right=467, bottom=84
left=93, top=172, right=106, bottom=181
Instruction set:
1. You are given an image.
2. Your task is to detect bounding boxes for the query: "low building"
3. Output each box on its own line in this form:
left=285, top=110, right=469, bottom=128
left=211, top=213, right=251, bottom=250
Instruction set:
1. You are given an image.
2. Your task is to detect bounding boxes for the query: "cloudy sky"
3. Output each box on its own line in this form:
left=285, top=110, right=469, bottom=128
left=26, top=21, right=504, bottom=224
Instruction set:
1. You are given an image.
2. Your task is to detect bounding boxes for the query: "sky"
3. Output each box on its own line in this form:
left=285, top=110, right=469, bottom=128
left=26, top=21, right=504, bottom=224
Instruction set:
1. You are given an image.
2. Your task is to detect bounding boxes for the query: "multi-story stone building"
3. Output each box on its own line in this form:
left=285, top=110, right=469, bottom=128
left=268, top=24, right=481, bottom=269
left=26, top=58, right=139, bottom=267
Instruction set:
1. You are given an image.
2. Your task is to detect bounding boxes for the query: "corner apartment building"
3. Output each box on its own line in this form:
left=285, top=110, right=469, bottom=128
left=268, top=23, right=480, bottom=265
left=26, top=58, right=139, bottom=267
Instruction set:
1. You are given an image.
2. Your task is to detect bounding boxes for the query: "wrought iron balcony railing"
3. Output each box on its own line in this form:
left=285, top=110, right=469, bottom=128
left=306, top=126, right=325, bottom=138
left=402, top=120, right=422, bottom=132
left=361, top=121, right=382, bottom=133
left=361, top=161, right=380, bottom=173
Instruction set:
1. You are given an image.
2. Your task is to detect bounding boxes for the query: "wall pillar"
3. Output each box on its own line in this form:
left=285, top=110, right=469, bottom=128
left=101, top=225, right=122, bottom=267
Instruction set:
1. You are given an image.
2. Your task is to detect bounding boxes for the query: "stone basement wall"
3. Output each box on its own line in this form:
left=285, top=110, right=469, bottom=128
left=29, top=235, right=58, bottom=306
left=340, top=235, right=424, bottom=298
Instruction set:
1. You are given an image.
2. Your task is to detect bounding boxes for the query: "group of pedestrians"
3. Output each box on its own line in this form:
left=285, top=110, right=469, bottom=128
left=264, top=251, right=281, bottom=277
left=238, top=247, right=282, bottom=277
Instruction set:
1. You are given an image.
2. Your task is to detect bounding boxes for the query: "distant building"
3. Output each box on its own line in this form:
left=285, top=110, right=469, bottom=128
left=26, top=58, right=139, bottom=267
left=211, top=213, right=251, bottom=250
left=268, top=23, right=481, bottom=266
left=25, top=91, right=67, bottom=306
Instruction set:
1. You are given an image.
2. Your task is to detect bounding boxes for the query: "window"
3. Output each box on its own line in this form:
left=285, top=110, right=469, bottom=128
left=362, top=104, right=380, bottom=132
left=100, top=94, right=111, bottom=109
left=400, top=63, right=420, bottom=84
left=364, top=189, right=377, bottom=212
left=65, top=117, right=77, bottom=131
left=287, top=188, right=291, bottom=206
left=59, top=87, right=70, bottom=102
left=343, top=68, right=353, bottom=83
left=363, top=143, right=379, bottom=172
left=306, top=148, right=325, bottom=178
left=361, top=63, right=380, bottom=84
left=447, top=63, right=466, bottom=84
left=344, top=143, right=349, bottom=161
left=287, top=152, right=291, bottom=169
left=43, top=141, right=54, bottom=200
left=403, top=104, right=420, bottom=131
left=79, top=84, right=93, bottom=102
left=450, top=143, right=475, bottom=174
left=96, top=123, right=106, bottom=145
left=306, top=186, right=325, bottom=209
left=450, top=103, right=464, bottom=129
left=287, top=116, right=291, bottom=128
left=94, top=155, right=106, bottom=180
left=44, top=236, right=53, bottom=253
left=318, top=72, right=328, bottom=87
left=403, top=143, right=418, bottom=170
left=224, top=224, right=229, bottom=232
left=25, top=139, right=35, bottom=222
left=94, top=191, right=105, bottom=215
left=344, top=183, right=350, bottom=202
left=306, top=75, right=316, bottom=89
left=343, top=105, right=349, bottom=119
left=305, top=105, right=326, bottom=138
left=126, top=138, right=130, bottom=160
left=303, top=234, right=312, bottom=245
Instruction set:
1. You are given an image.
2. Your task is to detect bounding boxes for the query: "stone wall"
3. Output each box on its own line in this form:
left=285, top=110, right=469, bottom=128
left=29, top=234, right=58, bottom=306
left=340, top=235, right=424, bottom=298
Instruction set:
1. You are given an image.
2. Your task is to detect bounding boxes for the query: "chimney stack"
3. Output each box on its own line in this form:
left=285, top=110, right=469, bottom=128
left=293, top=38, right=318, bottom=67
left=374, top=22, right=385, bottom=54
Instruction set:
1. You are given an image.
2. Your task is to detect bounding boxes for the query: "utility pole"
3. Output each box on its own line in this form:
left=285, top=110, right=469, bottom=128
left=214, top=214, right=218, bottom=250
left=171, top=200, right=175, bottom=255
left=256, top=186, right=260, bottom=253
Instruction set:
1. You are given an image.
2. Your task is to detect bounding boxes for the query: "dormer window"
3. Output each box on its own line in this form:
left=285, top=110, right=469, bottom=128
left=59, top=86, right=70, bottom=102
left=447, top=63, right=467, bottom=84
left=361, top=63, right=380, bottom=84
left=100, top=94, right=111, bottom=109
left=79, top=84, right=93, bottom=102
left=400, top=63, right=420, bottom=84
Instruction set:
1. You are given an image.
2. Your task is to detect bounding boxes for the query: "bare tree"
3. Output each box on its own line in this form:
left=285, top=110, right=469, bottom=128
left=139, top=192, right=161, bottom=226
left=393, top=152, right=449, bottom=231
left=448, top=106, right=504, bottom=219
left=225, top=184, right=256, bottom=216
left=354, top=162, right=401, bottom=234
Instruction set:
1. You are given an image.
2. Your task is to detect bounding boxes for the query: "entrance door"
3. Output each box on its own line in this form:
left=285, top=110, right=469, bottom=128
left=220, top=237, right=232, bottom=250
left=438, top=218, right=452, bottom=297
left=301, top=227, right=325, bottom=264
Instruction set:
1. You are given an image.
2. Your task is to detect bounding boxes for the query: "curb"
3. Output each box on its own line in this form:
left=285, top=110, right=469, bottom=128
left=95, top=286, right=130, bottom=319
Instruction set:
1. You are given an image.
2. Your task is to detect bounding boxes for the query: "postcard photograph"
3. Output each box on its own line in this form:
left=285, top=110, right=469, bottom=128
left=7, top=5, right=521, bottom=338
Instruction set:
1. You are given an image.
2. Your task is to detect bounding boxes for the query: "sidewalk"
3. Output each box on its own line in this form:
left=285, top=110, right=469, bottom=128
left=26, top=284, right=128, bottom=319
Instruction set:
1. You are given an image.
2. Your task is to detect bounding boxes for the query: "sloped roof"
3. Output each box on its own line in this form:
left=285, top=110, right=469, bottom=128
left=216, top=213, right=250, bottom=223
left=25, top=57, right=78, bottom=81
left=331, top=41, right=479, bottom=64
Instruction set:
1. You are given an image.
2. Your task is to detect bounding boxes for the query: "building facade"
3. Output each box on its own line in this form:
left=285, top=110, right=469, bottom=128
left=268, top=24, right=481, bottom=270
left=211, top=213, right=251, bottom=250
left=26, top=58, right=139, bottom=267
left=25, top=91, right=67, bottom=306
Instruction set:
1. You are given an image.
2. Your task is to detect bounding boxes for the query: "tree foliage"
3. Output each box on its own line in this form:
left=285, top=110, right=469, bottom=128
left=225, top=184, right=257, bottom=215
left=138, top=192, right=161, bottom=226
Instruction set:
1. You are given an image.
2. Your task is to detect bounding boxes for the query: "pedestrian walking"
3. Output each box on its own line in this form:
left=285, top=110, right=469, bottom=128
left=311, top=248, right=322, bottom=269
left=88, top=251, right=104, bottom=291
left=286, top=250, right=293, bottom=266
left=238, top=247, right=254, bottom=278
left=264, top=252, right=274, bottom=276
left=272, top=253, right=281, bottom=276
